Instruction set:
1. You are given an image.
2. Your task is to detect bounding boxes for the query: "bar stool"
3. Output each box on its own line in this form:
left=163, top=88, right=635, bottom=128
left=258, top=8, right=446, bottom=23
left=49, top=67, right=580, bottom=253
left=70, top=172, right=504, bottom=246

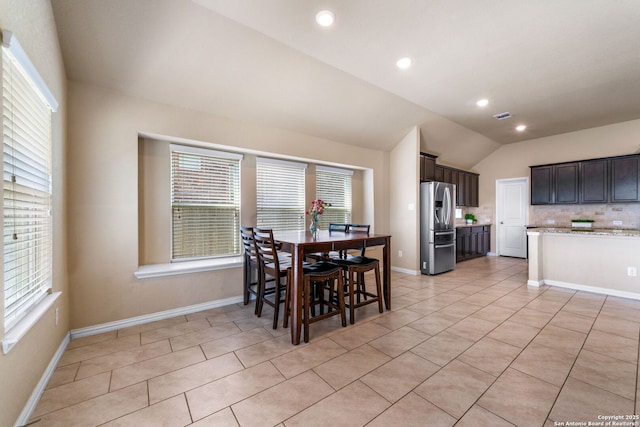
left=284, top=259, right=346, bottom=343
left=330, top=224, right=383, bottom=324
left=252, top=228, right=290, bottom=329
left=240, top=226, right=260, bottom=313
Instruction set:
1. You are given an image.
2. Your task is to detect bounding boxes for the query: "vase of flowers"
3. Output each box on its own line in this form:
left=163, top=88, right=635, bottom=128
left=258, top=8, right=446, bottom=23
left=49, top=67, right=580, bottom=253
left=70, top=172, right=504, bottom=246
left=307, top=199, right=330, bottom=239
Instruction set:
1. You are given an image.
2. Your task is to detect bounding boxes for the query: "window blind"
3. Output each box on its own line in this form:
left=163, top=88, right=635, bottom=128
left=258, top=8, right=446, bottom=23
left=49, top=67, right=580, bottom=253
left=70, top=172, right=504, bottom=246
left=256, top=158, right=306, bottom=231
left=170, top=146, right=241, bottom=260
left=3, top=36, right=55, bottom=331
left=316, top=166, right=353, bottom=229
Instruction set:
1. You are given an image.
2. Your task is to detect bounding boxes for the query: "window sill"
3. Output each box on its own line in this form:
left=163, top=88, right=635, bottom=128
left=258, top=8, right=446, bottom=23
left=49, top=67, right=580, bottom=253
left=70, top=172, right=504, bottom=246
left=2, top=291, right=62, bottom=354
left=134, top=256, right=244, bottom=279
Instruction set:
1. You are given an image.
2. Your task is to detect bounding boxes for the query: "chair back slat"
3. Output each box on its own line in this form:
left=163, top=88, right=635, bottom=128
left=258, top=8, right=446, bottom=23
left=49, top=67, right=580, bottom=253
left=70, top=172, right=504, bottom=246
left=329, top=223, right=348, bottom=233
left=347, top=224, right=370, bottom=234
left=240, top=226, right=257, bottom=259
left=252, top=228, right=281, bottom=272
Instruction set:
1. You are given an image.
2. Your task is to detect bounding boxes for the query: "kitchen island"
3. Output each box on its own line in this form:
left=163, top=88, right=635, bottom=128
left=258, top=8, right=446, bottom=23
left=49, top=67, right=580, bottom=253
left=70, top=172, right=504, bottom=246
left=527, top=228, right=640, bottom=299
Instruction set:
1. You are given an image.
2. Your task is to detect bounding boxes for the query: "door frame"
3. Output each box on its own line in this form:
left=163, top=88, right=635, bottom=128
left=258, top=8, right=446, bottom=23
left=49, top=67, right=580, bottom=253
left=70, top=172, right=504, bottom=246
left=495, top=177, right=529, bottom=257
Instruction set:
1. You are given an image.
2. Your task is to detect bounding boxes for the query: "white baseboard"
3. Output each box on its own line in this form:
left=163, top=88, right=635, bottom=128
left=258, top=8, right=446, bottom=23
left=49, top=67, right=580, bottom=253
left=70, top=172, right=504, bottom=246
left=15, top=332, right=71, bottom=427
left=487, top=252, right=498, bottom=257
left=70, top=295, right=244, bottom=339
left=543, top=279, right=640, bottom=301
left=391, top=266, right=419, bottom=275
left=527, top=280, right=543, bottom=287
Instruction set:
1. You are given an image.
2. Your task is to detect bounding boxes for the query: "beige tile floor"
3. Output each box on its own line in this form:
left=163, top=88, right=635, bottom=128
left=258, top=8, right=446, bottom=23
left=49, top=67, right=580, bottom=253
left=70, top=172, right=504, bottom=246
left=29, top=256, right=640, bottom=426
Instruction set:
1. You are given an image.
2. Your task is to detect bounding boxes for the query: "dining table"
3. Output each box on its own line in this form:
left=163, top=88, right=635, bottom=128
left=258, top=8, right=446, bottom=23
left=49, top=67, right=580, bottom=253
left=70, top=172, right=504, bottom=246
left=273, top=229, right=392, bottom=345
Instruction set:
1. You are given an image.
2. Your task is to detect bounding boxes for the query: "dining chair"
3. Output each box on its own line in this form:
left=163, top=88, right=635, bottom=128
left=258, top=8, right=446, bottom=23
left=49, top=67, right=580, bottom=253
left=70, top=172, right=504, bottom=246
left=252, top=228, right=290, bottom=329
left=240, top=226, right=260, bottom=314
left=284, top=246, right=346, bottom=342
left=306, top=223, right=349, bottom=262
left=330, top=223, right=383, bottom=323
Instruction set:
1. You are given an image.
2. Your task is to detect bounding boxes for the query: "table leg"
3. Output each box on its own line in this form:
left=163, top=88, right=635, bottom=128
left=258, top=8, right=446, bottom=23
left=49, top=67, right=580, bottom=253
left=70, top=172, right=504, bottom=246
left=383, top=237, right=391, bottom=310
left=290, top=245, right=304, bottom=345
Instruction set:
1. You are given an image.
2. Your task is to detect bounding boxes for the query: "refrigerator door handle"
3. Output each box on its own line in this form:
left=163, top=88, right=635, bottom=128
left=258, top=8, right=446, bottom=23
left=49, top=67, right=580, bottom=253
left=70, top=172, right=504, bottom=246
left=444, top=186, right=451, bottom=226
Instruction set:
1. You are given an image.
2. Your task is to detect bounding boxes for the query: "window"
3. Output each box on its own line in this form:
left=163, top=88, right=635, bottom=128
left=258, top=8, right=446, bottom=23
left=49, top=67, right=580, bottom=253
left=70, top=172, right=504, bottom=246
left=256, top=158, right=306, bottom=231
left=316, top=166, right=353, bottom=229
left=170, top=145, right=242, bottom=260
left=2, top=31, right=58, bottom=331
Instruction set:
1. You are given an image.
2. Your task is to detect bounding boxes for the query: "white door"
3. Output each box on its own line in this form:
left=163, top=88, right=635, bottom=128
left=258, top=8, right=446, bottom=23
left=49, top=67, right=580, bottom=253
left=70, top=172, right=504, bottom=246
left=496, top=178, right=528, bottom=258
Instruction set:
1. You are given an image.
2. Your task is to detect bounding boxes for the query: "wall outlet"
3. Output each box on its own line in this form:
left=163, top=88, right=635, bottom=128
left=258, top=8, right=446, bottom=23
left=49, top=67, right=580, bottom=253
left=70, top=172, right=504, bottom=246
left=55, top=307, right=59, bottom=326
left=398, top=250, right=403, bottom=258
left=613, top=220, right=623, bottom=226
left=546, top=219, right=555, bottom=224
left=628, top=267, right=637, bottom=277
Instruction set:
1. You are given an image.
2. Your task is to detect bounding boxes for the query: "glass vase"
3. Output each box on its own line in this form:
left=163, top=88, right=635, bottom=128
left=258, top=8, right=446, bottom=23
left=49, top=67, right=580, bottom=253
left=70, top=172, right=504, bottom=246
left=309, top=220, right=319, bottom=239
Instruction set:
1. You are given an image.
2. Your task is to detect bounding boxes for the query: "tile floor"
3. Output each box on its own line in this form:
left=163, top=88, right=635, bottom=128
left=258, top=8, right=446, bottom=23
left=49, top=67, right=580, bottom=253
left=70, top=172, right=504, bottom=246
left=29, top=256, right=640, bottom=426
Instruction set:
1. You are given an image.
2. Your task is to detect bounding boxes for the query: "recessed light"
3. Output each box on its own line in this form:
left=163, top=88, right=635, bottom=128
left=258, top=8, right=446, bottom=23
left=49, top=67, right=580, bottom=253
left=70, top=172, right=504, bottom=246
left=396, top=57, right=413, bottom=69
left=516, top=124, right=527, bottom=132
left=476, top=99, right=489, bottom=107
left=315, top=10, right=335, bottom=27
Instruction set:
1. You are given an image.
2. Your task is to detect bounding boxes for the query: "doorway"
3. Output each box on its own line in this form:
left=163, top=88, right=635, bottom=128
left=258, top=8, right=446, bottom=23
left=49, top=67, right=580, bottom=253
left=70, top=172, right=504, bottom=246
left=496, top=178, right=528, bottom=258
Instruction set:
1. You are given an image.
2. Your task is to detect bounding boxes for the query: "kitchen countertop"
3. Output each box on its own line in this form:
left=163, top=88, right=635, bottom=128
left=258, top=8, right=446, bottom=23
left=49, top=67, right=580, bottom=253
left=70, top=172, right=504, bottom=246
left=527, top=227, right=640, bottom=237
left=455, top=223, right=492, bottom=228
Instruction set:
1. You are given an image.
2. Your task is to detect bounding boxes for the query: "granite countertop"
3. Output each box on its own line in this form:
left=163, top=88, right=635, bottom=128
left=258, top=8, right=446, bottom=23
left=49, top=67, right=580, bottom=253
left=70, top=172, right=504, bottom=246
left=527, top=227, right=640, bottom=237
left=455, top=223, right=492, bottom=228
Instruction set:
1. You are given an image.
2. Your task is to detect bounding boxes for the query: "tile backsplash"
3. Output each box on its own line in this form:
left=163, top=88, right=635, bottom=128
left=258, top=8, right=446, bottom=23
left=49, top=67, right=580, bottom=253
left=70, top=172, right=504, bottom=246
left=459, top=203, right=640, bottom=229
left=530, top=204, right=640, bottom=229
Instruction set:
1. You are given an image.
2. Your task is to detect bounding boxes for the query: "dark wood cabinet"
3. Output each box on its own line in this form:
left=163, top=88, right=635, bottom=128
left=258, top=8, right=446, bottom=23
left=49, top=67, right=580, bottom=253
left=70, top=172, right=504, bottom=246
left=419, top=153, right=479, bottom=207
left=531, top=154, right=640, bottom=205
left=610, top=156, right=640, bottom=203
left=580, top=159, right=608, bottom=203
left=531, top=166, right=554, bottom=205
left=554, top=162, right=579, bottom=204
left=420, top=153, right=437, bottom=182
left=456, top=225, right=490, bottom=262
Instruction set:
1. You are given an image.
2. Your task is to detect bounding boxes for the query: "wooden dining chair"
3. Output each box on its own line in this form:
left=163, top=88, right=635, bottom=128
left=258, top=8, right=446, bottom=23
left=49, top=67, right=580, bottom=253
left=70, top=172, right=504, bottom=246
left=252, top=228, right=290, bottom=329
left=284, top=244, right=346, bottom=342
left=330, top=223, right=383, bottom=323
left=240, top=226, right=260, bottom=313
left=306, top=223, right=349, bottom=262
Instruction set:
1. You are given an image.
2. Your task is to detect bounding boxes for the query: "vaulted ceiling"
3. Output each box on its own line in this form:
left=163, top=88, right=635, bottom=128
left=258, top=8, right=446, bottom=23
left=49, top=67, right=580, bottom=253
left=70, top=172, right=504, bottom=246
left=51, top=0, right=640, bottom=169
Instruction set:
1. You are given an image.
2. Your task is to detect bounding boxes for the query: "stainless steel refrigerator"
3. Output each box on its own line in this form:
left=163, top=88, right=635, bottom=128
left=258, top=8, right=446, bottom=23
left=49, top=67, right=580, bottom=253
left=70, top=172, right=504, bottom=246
left=420, top=181, right=456, bottom=275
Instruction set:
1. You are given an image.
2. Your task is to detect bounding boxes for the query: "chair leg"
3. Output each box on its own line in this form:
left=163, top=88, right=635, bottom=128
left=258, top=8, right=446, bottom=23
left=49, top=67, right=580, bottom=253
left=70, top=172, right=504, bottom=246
left=304, top=277, right=311, bottom=343
left=374, top=265, right=383, bottom=313
left=272, top=277, right=281, bottom=330
left=348, top=269, right=356, bottom=324
left=337, top=274, right=347, bottom=327
left=256, top=267, right=265, bottom=317
left=283, top=271, right=291, bottom=329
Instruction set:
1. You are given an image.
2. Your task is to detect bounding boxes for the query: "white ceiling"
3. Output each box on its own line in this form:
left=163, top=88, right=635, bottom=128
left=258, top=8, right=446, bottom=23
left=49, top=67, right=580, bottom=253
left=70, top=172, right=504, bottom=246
left=51, top=0, right=640, bottom=167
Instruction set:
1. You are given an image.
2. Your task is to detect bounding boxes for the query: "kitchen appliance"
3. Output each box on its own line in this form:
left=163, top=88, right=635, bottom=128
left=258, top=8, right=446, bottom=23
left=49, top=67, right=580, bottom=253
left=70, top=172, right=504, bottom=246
left=420, top=181, right=456, bottom=275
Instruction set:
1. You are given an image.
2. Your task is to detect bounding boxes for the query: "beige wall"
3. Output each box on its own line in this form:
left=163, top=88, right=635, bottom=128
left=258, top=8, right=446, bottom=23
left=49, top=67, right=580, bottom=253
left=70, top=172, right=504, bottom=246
left=390, top=126, right=420, bottom=272
left=0, top=1, right=69, bottom=426
left=67, top=81, right=390, bottom=330
left=473, top=119, right=640, bottom=252
left=138, top=137, right=368, bottom=265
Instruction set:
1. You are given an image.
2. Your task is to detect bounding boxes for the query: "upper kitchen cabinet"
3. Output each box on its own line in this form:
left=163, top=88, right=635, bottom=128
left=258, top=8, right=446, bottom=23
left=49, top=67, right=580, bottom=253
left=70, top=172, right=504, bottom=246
left=610, top=156, right=640, bottom=203
left=554, top=162, right=579, bottom=204
left=531, top=154, right=640, bottom=205
left=420, top=153, right=479, bottom=206
left=580, top=159, right=608, bottom=203
left=531, top=165, right=554, bottom=204
left=420, top=153, right=437, bottom=182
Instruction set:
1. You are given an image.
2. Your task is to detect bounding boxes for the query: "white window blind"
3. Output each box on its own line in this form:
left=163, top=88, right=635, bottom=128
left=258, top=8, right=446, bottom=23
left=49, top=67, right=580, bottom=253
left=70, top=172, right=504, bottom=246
left=316, top=166, right=353, bottom=229
left=170, top=145, right=241, bottom=260
left=256, top=158, right=306, bottom=231
left=2, top=32, right=57, bottom=331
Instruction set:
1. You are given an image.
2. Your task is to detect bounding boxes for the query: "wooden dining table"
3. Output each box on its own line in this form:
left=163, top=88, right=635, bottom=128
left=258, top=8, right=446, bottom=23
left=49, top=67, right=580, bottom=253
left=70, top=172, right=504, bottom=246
left=273, top=229, right=392, bottom=345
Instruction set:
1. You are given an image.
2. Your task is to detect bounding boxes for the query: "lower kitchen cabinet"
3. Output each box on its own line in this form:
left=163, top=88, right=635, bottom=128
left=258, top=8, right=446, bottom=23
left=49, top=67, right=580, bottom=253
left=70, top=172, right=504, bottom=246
left=456, top=225, right=491, bottom=262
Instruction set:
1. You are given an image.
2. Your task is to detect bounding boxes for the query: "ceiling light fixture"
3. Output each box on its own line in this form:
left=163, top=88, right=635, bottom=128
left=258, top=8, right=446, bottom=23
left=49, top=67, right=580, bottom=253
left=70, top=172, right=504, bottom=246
left=476, top=99, right=489, bottom=107
left=315, top=10, right=335, bottom=27
left=516, top=124, right=527, bottom=132
left=396, top=57, right=413, bottom=69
